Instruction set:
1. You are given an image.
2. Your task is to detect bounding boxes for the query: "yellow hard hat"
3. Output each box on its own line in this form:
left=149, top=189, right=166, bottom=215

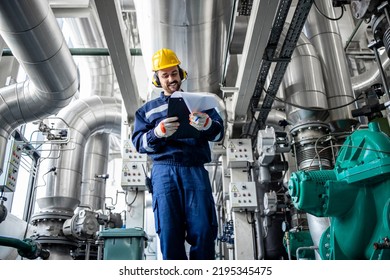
left=151, top=48, right=181, bottom=71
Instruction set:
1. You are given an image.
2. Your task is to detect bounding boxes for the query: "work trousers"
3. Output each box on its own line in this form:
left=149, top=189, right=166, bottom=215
left=151, top=164, right=218, bottom=260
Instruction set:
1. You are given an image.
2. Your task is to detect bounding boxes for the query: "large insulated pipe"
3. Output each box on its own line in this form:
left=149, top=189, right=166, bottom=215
left=303, top=0, right=358, bottom=132
left=282, top=28, right=332, bottom=171
left=351, top=52, right=390, bottom=95
left=37, top=96, right=122, bottom=212
left=80, top=133, right=110, bottom=210
left=66, top=14, right=115, bottom=98
left=283, top=31, right=329, bottom=125
left=66, top=11, right=116, bottom=211
left=0, top=0, right=78, bottom=173
left=134, top=0, right=233, bottom=94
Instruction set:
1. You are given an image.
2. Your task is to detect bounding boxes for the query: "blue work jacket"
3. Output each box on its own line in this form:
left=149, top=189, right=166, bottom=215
left=131, top=92, right=224, bottom=166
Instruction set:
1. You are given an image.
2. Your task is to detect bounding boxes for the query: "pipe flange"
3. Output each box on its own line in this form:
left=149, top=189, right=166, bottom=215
left=30, top=235, right=78, bottom=247
left=290, top=121, right=330, bottom=137
left=30, top=210, right=73, bottom=225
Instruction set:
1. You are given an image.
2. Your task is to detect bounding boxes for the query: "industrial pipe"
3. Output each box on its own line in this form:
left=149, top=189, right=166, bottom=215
left=66, top=13, right=119, bottom=211
left=134, top=0, right=233, bottom=94
left=304, top=0, right=358, bottom=131
left=0, top=236, right=50, bottom=260
left=0, top=0, right=79, bottom=174
left=38, top=96, right=122, bottom=212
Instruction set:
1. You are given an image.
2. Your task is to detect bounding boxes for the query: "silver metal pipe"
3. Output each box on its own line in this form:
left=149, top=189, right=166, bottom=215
left=283, top=31, right=329, bottom=125
left=134, top=0, right=234, bottom=94
left=265, top=109, right=286, bottom=129
left=38, top=96, right=122, bottom=212
left=296, top=245, right=318, bottom=260
left=66, top=8, right=115, bottom=98
left=0, top=0, right=78, bottom=173
left=304, top=0, right=358, bottom=131
left=351, top=52, right=390, bottom=94
left=306, top=214, right=330, bottom=260
left=66, top=7, right=118, bottom=212
left=80, top=133, right=110, bottom=210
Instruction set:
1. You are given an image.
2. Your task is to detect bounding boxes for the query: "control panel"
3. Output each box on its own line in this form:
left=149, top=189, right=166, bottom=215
left=122, top=140, right=147, bottom=162
left=226, top=139, right=253, bottom=168
left=0, top=139, right=22, bottom=192
left=229, top=182, right=258, bottom=212
left=121, top=140, right=148, bottom=191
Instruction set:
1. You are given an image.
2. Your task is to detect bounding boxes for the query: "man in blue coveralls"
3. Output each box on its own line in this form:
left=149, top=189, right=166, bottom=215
left=131, top=48, right=224, bottom=260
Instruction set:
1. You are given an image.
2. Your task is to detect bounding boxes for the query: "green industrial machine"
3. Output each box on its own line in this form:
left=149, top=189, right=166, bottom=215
left=288, top=122, right=390, bottom=260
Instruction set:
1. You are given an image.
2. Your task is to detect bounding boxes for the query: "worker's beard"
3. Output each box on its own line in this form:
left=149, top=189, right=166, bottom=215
left=165, top=80, right=181, bottom=94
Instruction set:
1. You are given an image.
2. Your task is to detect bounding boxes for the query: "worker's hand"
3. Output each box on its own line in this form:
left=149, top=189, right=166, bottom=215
left=154, top=117, right=180, bottom=138
left=189, top=112, right=212, bottom=131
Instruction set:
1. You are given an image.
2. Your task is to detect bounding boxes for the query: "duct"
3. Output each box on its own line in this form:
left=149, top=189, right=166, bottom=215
left=134, top=0, right=234, bottom=94
left=38, top=96, right=122, bottom=212
left=0, top=0, right=78, bottom=173
left=351, top=51, right=390, bottom=94
left=303, top=0, right=358, bottom=132
left=283, top=30, right=329, bottom=125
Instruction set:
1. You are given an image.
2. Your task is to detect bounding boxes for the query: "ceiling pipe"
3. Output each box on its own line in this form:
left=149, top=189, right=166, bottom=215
left=66, top=13, right=115, bottom=98
left=134, top=0, right=234, bottom=94
left=0, top=0, right=79, bottom=173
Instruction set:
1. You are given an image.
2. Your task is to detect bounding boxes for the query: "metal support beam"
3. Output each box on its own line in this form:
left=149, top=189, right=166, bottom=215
left=232, top=0, right=282, bottom=137
left=2, top=48, right=142, bottom=57
left=94, top=0, right=141, bottom=121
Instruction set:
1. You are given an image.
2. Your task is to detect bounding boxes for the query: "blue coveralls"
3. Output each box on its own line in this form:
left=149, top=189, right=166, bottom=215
left=131, top=92, right=224, bottom=260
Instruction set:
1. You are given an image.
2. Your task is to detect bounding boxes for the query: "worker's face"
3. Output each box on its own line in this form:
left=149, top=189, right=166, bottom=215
left=157, top=66, right=181, bottom=95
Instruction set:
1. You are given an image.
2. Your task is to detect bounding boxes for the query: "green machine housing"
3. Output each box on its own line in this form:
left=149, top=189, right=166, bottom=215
left=288, top=122, right=390, bottom=260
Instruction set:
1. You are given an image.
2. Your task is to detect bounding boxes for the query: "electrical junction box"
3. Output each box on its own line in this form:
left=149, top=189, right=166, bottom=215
left=229, top=182, right=258, bottom=212
left=226, top=139, right=253, bottom=168
left=121, top=140, right=148, bottom=191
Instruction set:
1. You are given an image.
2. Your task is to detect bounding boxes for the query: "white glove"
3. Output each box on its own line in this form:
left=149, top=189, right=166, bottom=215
left=154, top=117, right=180, bottom=138
left=189, top=112, right=212, bottom=131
